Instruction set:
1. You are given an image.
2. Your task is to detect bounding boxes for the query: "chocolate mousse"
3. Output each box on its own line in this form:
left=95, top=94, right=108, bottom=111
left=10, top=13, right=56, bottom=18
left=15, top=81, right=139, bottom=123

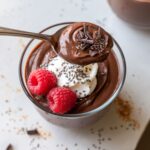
left=108, top=0, right=150, bottom=28
left=25, top=22, right=119, bottom=114
left=57, top=22, right=113, bottom=65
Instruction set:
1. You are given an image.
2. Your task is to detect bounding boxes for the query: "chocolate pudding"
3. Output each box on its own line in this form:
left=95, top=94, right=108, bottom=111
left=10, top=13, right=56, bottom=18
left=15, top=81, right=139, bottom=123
left=108, top=0, right=150, bottom=28
left=25, top=22, right=119, bottom=114
left=57, top=22, right=113, bottom=65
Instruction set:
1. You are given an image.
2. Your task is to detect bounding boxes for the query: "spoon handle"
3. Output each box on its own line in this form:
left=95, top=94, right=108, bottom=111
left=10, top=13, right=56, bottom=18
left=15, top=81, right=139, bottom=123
left=0, top=27, right=52, bottom=41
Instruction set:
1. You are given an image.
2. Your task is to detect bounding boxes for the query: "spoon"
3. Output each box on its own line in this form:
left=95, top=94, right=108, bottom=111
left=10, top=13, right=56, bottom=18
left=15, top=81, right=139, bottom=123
left=0, top=27, right=53, bottom=41
left=0, top=26, right=65, bottom=56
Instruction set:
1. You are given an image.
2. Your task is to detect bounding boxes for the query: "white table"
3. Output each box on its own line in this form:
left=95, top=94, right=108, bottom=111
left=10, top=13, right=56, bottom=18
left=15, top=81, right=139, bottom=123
left=0, top=0, right=150, bottom=149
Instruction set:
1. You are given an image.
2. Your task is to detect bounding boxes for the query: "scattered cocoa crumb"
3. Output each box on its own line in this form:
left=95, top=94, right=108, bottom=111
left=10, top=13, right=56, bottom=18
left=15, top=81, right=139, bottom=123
left=90, top=128, right=95, bottom=134
left=0, top=74, right=5, bottom=79
left=98, top=139, right=101, bottom=144
left=27, top=129, right=40, bottom=136
left=120, top=124, right=123, bottom=128
left=98, top=133, right=101, bottom=137
left=6, top=144, right=13, bottom=150
left=109, top=127, right=113, bottom=130
left=92, top=144, right=97, bottom=148
left=115, top=97, right=132, bottom=120
left=98, top=146, right=101, bottom=150
left=5, top=99, right=9, bottom=103
left=90, top=128, right=94, bottom=131
left=36, top=122, right=39, bottom=125
left=115, top=97, right=140, bottom=128
left=36, top=143, right=40, bottom=148
left=29, top=138, right=35, bottom=146
left=98, top=128, right=104, bottom=132
left=5, top=108, right=12, bottom=115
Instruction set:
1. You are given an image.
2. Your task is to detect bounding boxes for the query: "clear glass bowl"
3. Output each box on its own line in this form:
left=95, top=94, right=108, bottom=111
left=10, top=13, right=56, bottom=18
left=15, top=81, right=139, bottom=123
left=19, top=22, right=126, bottom=128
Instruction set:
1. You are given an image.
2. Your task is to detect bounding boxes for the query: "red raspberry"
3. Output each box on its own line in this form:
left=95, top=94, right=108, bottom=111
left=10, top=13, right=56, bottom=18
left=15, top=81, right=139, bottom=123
left=27, top=69, right=57, bottom=95
left=47, top=87, right=77, bottom=114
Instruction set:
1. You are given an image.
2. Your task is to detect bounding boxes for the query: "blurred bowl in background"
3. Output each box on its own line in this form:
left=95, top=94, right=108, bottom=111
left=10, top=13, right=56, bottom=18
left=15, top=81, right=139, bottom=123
left=108, top=0, right=150, bottom=29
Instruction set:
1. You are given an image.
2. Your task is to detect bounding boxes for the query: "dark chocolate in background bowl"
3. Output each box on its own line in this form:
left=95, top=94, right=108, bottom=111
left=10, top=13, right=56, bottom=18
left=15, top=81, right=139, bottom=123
left=108, top=0, right=150, bottom=29
left=19, top=22, right=126, bottom=128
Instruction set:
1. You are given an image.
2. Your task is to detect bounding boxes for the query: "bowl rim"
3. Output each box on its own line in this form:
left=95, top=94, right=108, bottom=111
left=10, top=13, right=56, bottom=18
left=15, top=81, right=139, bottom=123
left=19, top=22, right=126, bottom=118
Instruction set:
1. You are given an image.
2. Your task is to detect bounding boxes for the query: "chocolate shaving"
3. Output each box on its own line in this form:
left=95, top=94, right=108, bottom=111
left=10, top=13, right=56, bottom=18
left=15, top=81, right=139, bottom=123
left=76, top=24, right=110, bottom=57
left=83, top=24, right=88, bottom=35
left=86, top=31, right=93, bottom=40
left=26, top=129, right=40, bottom=136
left=79, top=39, right=94, bottom=44
left=79, top=30, right=84, bottom=38
left=6, top=144, right=13, bottom=150
left=76, top=24, right=94, bottom=50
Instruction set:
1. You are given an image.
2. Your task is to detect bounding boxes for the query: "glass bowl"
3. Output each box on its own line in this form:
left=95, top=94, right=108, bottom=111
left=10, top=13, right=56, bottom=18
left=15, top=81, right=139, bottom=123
left=19, top=22, right=126, bottom=128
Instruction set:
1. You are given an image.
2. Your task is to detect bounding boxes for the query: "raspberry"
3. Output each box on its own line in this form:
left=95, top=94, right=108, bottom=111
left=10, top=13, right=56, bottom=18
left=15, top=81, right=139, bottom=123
left=47, top=87, right=77, bottom=114
left=27, top=69, right=57, bottom=95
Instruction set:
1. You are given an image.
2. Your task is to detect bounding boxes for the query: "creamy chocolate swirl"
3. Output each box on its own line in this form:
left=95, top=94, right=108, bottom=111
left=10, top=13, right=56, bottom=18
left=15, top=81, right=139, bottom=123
left=25, top=22, right=119, bottom=113
left=25, top=41, right=119, bottom=113
left=57, top=22, right=113, bottom=65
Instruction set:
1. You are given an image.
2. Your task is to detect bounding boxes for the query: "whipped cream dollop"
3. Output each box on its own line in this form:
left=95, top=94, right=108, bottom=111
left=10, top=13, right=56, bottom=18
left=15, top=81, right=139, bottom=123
left=47, top=56, right=98, bottom=98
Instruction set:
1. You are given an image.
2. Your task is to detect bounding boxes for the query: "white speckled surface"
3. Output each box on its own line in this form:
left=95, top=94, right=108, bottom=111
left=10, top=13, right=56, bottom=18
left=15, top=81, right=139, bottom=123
left=0, top=0, right=150, bottom=150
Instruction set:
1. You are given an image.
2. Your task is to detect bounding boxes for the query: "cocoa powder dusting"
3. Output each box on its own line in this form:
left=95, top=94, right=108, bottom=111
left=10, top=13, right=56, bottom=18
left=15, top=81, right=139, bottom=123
left=115, top=97, right=140, bottom=128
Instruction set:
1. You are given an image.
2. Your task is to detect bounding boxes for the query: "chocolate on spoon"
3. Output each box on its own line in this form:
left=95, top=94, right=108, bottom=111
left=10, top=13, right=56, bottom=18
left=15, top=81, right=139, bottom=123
left=0, top=22, right=113, bottom=65
left=57, top=22, right=113, bottom=65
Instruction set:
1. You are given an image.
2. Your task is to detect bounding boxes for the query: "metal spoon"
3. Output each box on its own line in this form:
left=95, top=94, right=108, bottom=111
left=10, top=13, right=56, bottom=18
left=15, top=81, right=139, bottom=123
left=0, top=26, right=61, bottom=56
left=0, top=26, right=53, bottom=41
